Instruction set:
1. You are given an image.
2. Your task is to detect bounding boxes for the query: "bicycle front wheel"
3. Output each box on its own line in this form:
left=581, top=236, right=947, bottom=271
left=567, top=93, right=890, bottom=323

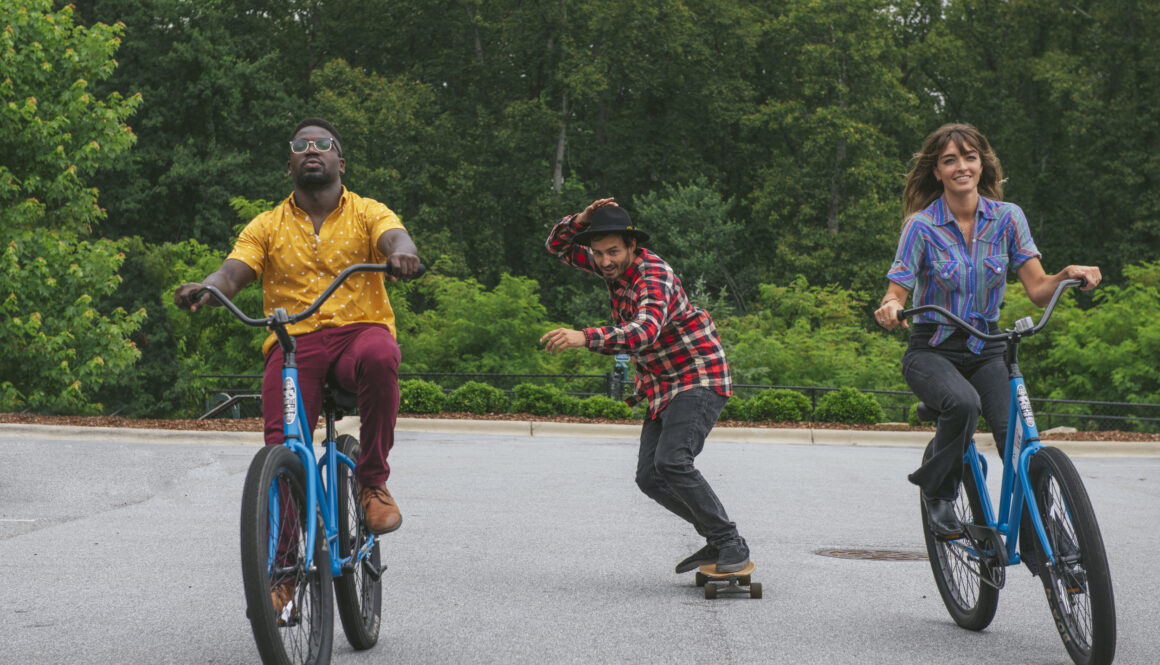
left=333, top=434, right=383, bottom=650
left=921, top=452, right=1000, bottom=631
left=1029, top=446, right=1116, bottom=665
left=240, top=444, right=334, bottom=665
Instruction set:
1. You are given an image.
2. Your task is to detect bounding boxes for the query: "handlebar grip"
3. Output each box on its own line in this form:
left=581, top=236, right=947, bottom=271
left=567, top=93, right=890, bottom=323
left=386, top=262, right=427, bottom=280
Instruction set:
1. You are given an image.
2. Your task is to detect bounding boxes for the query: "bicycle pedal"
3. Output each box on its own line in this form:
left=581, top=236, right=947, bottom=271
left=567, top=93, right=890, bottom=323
left=964, top=523, right=1008, bottom=563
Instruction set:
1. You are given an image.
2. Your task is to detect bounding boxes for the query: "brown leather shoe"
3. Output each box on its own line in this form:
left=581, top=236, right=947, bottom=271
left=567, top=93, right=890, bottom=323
left=271, top=580, right=296, bottom=616
left=359, top=483, right=402, bottom=534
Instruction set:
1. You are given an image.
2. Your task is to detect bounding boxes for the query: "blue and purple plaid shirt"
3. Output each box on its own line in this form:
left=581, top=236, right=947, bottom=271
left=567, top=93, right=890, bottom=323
left=887, top=195, right=1041, bottom=353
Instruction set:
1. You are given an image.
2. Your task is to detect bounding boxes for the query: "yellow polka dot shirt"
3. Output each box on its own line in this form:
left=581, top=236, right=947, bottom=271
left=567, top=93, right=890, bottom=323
left=227, top=187, right=406, bottom=355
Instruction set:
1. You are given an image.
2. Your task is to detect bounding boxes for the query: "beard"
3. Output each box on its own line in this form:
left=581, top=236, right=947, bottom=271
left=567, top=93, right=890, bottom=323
left=293, top=166, right=334, bottom=191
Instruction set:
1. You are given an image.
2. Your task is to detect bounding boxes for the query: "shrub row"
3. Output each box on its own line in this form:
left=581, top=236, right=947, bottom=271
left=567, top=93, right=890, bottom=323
left=399, top=379, right=635, bottom=420
left=400, top=381, right=884, bottom=424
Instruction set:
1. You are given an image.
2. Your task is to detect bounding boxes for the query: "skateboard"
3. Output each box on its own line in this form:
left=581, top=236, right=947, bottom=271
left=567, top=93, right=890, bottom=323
left=695, top=561, right=761, bottom=599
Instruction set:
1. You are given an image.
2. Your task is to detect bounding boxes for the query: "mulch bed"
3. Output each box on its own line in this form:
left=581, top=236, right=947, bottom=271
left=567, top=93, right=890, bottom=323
left=2, top=411, right=1156, bottom=441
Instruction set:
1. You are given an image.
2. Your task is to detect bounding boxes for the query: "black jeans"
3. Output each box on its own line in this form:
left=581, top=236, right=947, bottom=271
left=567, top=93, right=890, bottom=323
left=636, top=387, right=740, bottom=546
left=902, top=325, right=1009, bottom=501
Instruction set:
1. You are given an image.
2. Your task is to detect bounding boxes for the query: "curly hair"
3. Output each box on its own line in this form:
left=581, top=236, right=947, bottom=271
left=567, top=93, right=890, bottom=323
left=902, top=123, right=1003, bottom=219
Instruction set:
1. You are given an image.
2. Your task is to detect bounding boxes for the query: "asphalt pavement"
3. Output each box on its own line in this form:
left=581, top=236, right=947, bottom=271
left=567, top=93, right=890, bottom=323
left=1, top=422, right=1156, bottom=664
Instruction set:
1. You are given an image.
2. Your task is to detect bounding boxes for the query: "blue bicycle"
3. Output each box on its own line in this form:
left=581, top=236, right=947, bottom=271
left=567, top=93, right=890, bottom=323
left=197, top=263, right=420, bottom=665
left=900, top=278, right=1116, bottom=665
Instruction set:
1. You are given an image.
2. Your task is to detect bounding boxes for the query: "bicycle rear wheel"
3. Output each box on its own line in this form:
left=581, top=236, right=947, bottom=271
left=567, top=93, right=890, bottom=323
left=921, top=452, right=1000, bottom=631
left=240, top=445, right=334, bottom=665
left=333, top=434, right=383, bottom=650
left=1028, top=447, right=1116, bottom=665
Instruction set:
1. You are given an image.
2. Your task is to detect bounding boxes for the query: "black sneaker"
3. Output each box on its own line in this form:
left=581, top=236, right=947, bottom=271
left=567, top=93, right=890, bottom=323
left=675, top=543, right=718, bottom=574
left=715, top=537, right=750, bottom=573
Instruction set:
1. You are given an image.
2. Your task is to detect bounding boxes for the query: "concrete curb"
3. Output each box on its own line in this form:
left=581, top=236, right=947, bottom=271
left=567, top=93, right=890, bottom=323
left=1, top=419, right=1156, bottom=457
left=396, top=419, right=1160, bottom=457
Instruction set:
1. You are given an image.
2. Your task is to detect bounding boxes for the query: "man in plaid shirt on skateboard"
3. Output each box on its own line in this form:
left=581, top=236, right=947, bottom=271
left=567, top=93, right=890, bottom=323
left=542, top=197, right=750, bottom=574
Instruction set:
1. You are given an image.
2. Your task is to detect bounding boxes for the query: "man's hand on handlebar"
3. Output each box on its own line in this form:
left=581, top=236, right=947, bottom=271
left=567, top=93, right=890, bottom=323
left=174, top=283, right=213, bottom=312
left=385, top=252, right=423, bottom=282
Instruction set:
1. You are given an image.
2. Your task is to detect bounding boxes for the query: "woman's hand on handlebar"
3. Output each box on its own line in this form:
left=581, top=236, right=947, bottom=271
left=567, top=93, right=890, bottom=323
left=1062, top=264, right=1101, bottom=290
left=385, top=252, right=423, bottom=282
left=875, top=298, right=908, bottom=331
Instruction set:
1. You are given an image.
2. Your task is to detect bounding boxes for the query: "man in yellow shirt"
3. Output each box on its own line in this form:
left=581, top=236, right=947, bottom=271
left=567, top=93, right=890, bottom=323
left=175, top=118, right=421, bottom=535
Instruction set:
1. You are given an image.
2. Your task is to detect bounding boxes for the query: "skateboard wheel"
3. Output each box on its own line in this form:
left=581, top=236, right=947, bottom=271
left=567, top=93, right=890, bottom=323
left=739, top=575, right=751, bottom=585
left=704, top=584, right=718, bottom=600
left=695, top=572, right=707, bottom=587
left=750, top=582, right=762, bottom=599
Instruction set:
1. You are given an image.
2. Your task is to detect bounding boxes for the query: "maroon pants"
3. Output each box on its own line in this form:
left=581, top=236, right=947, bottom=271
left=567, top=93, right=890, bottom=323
left=261, top=323, right=400, bottom=486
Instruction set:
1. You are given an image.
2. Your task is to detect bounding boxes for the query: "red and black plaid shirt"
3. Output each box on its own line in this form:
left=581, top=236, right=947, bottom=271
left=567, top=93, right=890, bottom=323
left=546, top=214, right=732, bottom=417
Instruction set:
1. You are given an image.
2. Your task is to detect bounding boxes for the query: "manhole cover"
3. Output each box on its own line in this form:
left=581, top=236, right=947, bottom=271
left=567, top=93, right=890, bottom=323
left=814, top=548, right=927, bottom=561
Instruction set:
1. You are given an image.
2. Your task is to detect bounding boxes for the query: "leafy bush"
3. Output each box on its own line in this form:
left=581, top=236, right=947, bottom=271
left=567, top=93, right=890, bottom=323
left=399, top=379, right=445, bottom=414
left=444, top=381, right=509, bottom=414
left=741, top=388, right=812, bottom=422
left=717, top=276, right=908, bottom=391
left=814, top=387, right=883, bottom=424
left=577, top=395, right=633, bottom=420
left=511, top=383, right=580, bottom=416
left=907, top=401, right=926, bottom=427
left=2, top=232, right=146, bottom=414
left=906, top=401, right=989, bottom=433
left=719, top=396, right=745, bottom=421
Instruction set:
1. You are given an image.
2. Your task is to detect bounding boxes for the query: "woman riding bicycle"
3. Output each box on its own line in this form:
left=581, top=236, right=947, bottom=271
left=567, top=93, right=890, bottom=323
left=874, top=123, right=1101, bottom=538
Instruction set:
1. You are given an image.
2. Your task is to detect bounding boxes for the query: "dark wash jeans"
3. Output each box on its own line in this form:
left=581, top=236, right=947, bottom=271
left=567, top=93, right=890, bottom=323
left=902, top=324, right=1009, bottom=501
left=636, top=387, right=740, bottom=547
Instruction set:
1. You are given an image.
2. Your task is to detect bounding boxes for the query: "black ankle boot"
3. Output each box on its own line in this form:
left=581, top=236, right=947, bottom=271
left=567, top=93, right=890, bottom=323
left=924, top=497, right=964, bottom=538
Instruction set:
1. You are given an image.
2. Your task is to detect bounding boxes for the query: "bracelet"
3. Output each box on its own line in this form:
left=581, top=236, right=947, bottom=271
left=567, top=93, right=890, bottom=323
left=880, top=295, right=901, bottom=308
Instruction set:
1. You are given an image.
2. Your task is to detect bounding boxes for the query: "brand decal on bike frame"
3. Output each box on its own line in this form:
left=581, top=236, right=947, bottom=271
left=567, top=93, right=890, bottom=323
left=1016, top=383, right=1035, bottom=429
left=283, top=377, right=297, bottom=426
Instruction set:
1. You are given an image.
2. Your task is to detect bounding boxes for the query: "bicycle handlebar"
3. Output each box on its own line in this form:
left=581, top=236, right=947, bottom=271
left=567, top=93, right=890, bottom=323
left=194, top=262, right=426, bottom=328
left=897, top=277, right=1086, bottom=340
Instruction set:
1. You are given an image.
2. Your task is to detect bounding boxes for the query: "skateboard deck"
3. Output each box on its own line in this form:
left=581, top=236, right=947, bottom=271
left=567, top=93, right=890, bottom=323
left=695, top=562, right=761, bottom=599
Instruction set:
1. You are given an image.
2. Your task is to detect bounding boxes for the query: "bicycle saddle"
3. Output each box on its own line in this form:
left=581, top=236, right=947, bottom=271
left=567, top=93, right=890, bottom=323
left=323, top=384, right=359, bottom=418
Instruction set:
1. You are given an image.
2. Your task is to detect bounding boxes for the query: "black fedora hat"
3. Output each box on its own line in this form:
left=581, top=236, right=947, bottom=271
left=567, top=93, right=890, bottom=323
left=573, top=206, right=649, bottom=245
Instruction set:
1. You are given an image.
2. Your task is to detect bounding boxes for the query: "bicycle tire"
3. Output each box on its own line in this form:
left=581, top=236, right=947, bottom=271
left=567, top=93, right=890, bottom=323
left=333, top=434, right=383, bottom=650
left=921, top=450, right=1000, bottom=631
left=240, top=445, right=334, bottom=665
left=1028, top=446, right=1116, bottom=665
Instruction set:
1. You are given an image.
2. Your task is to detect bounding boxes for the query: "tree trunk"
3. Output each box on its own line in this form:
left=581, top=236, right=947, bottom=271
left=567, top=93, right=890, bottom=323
left=462, top=2, right=485, bottom=64
left=553, top=91, right=568, bottom=193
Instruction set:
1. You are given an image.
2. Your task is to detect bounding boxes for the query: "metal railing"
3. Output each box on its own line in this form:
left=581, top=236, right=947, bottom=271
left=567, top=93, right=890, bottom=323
left=197, top=370, right=625, bottom=420
left=197, top=372, right=1160, bottom=431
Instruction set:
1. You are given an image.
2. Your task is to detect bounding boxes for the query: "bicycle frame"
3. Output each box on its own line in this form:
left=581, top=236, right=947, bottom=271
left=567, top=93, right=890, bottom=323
left=273, top=354, right=360, bottom=578
left=196, top=262, right=420, bottom=579
left=963, top=369, right=1060, bottom=568
left=901, top=278, right=1085, bottom=571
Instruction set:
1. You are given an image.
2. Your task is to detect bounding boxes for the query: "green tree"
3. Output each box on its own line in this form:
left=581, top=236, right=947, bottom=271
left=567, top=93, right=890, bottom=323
left=1000, top=262, right=1160, bottom=413
left=719, top=275, right=907, bottom=390
left=902, top=0, right=1160, bottom=285
left=1, top=0, right=139, bottom=235
left=1, top=1, right=144, bottom=413
left=398, top=272, right=608, bottom=380
left=71, top=0, right=308, bottom=248
left=744, top=0, right=923, bottom=298
left=634, top=179, right=750, bottom=312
